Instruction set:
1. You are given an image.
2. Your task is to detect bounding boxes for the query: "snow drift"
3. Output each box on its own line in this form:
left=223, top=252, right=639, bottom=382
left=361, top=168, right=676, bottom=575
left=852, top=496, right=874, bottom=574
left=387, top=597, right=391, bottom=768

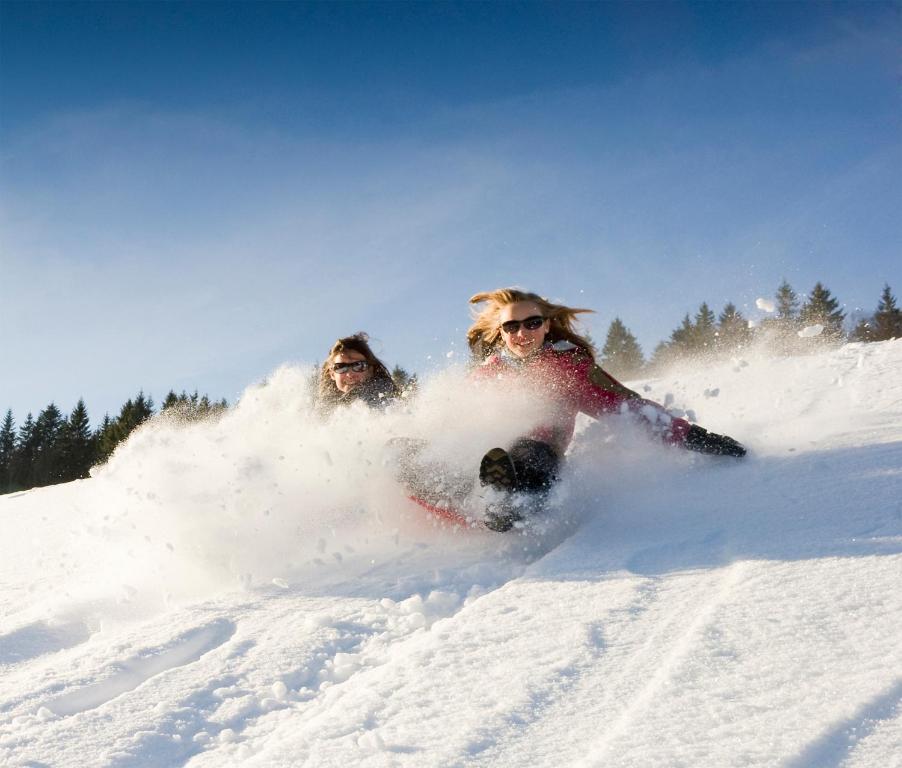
left=1, top=340, right=901, bottom=767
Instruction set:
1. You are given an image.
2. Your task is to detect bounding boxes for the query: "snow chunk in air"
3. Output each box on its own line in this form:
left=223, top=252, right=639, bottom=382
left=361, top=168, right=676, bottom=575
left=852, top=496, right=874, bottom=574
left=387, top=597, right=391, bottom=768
left=798, top=324, right=824, bottom=338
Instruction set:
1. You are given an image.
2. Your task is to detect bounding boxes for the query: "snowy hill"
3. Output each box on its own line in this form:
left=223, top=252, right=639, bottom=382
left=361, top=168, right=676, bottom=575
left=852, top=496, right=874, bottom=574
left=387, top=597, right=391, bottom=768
left=2, top=341, right=901, bottom=768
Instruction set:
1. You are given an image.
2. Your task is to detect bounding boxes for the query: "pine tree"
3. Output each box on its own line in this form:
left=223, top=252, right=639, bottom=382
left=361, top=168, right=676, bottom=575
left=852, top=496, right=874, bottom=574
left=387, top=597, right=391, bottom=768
left=717, top=303, right=750, bottom=353
left=0, top=410, right=15, bottom=493
left=95, top=392, right=154, bottom=463
left=649, top=314, right=693, bottom=368
left=11, top=413, right=37, bottom=490
left=669, top=313, right=695, bottom=355
left=132, top=392, right=155, bottom=424
left=97, top=401, right=130, bottom=461
left=759, top=279, right=803, bottom=353
left=95, top=415, right=115, bottom=462
left=391, top=365, right=418, bottom=395
left=162, top=390, right=181, bottom=411
left=800, top=282, right=846, bottom=341
left=600, top=318, right=645, bottom=379
left=59, top=399, right=96, bottom=481
left=160, top=389, right=228, bottom=421
left=693, top=303, right=717, bottom=353
left=849, top=317, right=874, bottom=343
left=648, top=340, right=676, bottom=372
left=873, top=284, right=902, bottom=341
left=775, top=279, right=800, bottom=320
left=32, top=403, right=65, bottom=486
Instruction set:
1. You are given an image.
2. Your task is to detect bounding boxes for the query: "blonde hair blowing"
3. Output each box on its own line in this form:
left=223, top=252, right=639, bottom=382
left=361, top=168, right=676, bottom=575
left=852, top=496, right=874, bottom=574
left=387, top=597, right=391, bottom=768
left=467, top=288, right=595, bottom=359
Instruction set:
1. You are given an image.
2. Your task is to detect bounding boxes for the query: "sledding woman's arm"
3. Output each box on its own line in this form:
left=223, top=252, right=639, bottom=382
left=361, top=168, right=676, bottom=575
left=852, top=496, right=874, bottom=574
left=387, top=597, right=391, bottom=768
left=569, top=357, right=692, bottom=445
left=573, top=359, right=746, bottom=456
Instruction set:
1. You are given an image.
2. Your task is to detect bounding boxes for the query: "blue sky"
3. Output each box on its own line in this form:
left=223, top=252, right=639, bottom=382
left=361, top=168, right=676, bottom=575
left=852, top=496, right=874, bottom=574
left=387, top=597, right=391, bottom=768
left=1, top=1, right=900, bottom=423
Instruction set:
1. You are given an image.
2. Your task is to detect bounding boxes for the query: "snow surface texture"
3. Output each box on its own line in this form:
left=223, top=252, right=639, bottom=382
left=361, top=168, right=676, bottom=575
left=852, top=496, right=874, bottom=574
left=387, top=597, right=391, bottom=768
left=2, top=341, right=901, bottom=768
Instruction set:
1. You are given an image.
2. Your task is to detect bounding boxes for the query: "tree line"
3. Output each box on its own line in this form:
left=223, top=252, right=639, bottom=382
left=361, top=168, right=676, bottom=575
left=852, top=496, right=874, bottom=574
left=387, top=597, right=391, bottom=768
left=0, top=391, right=227, bottom=495
left=3, top=280, right=899, bottom=496
left=599, top=281, right=902, bottom=380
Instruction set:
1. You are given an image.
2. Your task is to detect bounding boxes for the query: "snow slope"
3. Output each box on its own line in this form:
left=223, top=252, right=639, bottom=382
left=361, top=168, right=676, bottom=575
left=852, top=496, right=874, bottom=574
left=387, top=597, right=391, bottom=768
left=2, top=340, right=901, bottom=768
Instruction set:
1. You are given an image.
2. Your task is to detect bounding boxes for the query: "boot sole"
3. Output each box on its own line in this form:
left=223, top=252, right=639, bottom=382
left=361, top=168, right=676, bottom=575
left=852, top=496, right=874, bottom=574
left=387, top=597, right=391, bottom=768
left=479, top=448, right=517, bottom=491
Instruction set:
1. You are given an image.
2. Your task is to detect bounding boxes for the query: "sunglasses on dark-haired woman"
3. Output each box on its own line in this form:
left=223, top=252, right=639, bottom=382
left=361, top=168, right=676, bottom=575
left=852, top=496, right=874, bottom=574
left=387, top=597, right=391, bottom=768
left=332, top=360, right=369, bottom=374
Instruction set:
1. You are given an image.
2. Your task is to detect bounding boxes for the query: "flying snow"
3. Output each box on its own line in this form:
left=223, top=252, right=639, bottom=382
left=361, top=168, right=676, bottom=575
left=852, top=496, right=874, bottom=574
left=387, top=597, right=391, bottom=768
left=798, top=323, right=825, bottom=338
left=2, top=340, right=902, bottom=767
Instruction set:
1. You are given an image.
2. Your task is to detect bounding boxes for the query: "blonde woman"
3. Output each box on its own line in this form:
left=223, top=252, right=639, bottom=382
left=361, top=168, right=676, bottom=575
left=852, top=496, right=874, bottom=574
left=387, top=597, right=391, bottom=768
left=468, top=288, right=745, bottom=529
left=317, top=333, right=399, bottom=415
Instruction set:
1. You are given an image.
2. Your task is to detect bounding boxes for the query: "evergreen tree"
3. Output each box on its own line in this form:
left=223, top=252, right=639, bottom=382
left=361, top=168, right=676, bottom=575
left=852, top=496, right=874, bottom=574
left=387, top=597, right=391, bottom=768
left=873, top=283, right=902, bottom=341
left=160, top=389, right=228, bottom=421
left=11, top=413, right=37, bottom=490
left=649, top=314, right=694, bottom=368
left=849, top=317, right=874, bottom=343
left=600, top=318, right=645, bottom=379
left=391, top=365, right=418, bottom=395
left=97, top=402, right=129, bottom=461
left=132, top=391, right=155, bottom=424
left=95, top=392, right=154, bottom=462
left=0, top=410, right=15, bottom=493
left=94, top=415, right=115, bottom=462
left=760, top=279, right=803, bottom=353
left=693, top=303, right=717, bottom=353
left=162, top=390, right=181, bottom=411
left=32, top=403, right=65, bottom=486
left=800, top=282, right=846, bottom=341
left=717, top=303, right=750, bottom=352
left=669, top=313, right=695, bottom=355
left=648, top=340, right=676, bottom=372
left=775, top=279, right=800, bottom=320
left=58, top=399, right=96, bottom=482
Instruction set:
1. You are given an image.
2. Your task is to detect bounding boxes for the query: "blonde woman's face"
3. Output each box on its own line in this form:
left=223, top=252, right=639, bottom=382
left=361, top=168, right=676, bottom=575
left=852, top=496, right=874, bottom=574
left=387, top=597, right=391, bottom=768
left=498, top=301, right=549, bottom=359
left=329, top=350, right=373, bottom=393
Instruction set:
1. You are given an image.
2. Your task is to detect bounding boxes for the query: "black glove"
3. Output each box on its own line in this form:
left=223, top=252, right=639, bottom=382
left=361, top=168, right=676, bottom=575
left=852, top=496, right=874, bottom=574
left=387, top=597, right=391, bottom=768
left=684, top=424, right=746, bottom=457
left=484, top=506, right=522, bottom=533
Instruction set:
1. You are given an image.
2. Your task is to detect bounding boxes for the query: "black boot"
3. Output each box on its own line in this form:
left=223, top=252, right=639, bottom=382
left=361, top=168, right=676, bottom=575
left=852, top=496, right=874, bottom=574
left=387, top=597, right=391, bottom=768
left=479, top=448, right=521, bottom=532
left=479, top=447, right=518, bottom=491
left=507, top=439, right=559, bottom=494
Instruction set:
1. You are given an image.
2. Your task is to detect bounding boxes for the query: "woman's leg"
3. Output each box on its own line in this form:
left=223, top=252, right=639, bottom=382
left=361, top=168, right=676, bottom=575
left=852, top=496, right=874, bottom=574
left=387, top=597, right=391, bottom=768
left=508, top=439, right=559, bottom=493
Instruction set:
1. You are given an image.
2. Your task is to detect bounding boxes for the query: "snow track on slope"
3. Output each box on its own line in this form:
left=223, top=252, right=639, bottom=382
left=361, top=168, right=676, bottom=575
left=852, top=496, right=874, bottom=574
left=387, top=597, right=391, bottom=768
left=459, top=564, right=749, bottom=768
left=3, top=340, right=902, bottom=767
left=572, top=564, right=748, bottom=767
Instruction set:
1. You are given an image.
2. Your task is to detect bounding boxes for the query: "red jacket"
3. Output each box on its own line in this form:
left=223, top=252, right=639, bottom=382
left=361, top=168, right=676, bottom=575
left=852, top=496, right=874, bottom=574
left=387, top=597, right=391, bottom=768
left=473, top=341, right=691, bottom=455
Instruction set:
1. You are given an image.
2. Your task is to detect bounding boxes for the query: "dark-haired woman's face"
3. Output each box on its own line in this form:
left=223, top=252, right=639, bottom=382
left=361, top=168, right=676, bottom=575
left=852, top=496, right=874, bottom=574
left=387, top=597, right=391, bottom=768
left=329, top=350, right=373, bottom=393
left=499, top=301, right=549, bottom=359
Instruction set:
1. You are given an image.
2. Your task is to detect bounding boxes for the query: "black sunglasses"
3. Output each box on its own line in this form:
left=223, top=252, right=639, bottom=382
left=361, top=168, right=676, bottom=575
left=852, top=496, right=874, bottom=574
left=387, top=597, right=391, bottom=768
left=500, top=315, right=545, bottom=334
left=332, top=360, right=369, bottom=374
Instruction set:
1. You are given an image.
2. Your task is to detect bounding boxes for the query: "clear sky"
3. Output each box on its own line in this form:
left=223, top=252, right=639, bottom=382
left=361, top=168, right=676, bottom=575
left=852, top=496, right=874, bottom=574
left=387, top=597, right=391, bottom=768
left=1, top=0, right=900, bottom=423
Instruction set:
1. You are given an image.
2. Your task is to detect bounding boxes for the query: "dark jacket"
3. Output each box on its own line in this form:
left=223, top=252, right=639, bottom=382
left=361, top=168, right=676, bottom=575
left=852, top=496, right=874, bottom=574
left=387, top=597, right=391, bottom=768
left=319, top=372, right=399, bottom=415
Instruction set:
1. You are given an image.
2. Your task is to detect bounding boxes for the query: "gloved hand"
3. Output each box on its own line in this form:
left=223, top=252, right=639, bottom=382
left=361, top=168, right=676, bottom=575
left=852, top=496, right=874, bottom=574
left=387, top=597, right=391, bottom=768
left=484, top=506, right=522, bottom=533
left=684, top=424, right=746, bottom=457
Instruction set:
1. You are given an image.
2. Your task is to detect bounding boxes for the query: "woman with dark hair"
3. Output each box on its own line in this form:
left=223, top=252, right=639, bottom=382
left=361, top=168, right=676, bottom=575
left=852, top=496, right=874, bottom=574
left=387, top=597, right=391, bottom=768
left=317, top=333, right=399, bottom=415
left=467, top=288, right=745, bottom=530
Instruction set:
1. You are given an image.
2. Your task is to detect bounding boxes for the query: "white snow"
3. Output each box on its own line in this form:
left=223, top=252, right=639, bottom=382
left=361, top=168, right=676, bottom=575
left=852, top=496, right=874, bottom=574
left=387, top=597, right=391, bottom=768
left=798, top=324, right=825, bottom=338
left=755, top=298, right=776, bottom=313
left=2, top=341, right=902, bottom=767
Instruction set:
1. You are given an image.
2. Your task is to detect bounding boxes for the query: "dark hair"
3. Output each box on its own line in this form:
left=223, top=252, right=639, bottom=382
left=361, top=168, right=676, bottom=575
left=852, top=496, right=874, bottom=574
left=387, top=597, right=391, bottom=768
left=317, top=332, right=398, bottom=412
